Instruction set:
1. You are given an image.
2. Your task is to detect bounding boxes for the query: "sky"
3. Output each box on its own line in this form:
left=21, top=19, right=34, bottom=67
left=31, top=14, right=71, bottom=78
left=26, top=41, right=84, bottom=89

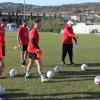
left=0, top=0, right=100, bottom=6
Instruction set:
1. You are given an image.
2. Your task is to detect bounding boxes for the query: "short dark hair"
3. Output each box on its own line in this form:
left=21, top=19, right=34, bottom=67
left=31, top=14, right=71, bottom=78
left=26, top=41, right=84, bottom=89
left=34, top=19, right=41, bottom=23
left=0, top=17, right=7, bottom=22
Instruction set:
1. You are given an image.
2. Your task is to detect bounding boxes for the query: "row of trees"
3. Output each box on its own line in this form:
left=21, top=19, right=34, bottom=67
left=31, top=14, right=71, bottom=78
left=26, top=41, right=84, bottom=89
left=0, top=9, right=65, bottom=32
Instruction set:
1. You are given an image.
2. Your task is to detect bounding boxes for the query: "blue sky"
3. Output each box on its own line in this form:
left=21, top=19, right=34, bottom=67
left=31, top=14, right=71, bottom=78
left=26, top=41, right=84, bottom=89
left=0, top=0, right=100, bottom=6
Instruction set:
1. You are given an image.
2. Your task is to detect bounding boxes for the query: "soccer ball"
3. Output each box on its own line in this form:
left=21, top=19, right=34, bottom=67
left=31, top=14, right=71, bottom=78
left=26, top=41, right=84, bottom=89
left=0, top=85, right=5, bottom=95
left=81, top=64, right=88, bottom=71
left=94, top=76, right=100, bottom=85
left=9, top=68, right=17, bottom=77
left=54, top=66, right=61, bottom=73
left=47, top=71, right=54, bottom=78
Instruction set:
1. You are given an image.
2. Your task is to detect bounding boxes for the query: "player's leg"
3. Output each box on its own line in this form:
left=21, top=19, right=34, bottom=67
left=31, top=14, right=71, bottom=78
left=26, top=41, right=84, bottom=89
left=23, top=45, right=28, bottom=65
left=25, top=52, right=36, bottom=78
left=0, top=58, right=5, bottom=78
left=21, top=45, right=27, bottom=68
left=68, top=45, right=74, bottom=65
left=25, top=58, right=34, bottom=78
left=35, top=59, right=48, bottom=82
left=61, top=44, right=68, bottom=65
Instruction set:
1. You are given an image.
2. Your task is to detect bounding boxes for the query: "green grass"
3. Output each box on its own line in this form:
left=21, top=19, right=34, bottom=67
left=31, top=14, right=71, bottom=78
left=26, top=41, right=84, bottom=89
left=0, top=32, right=100, bottom=100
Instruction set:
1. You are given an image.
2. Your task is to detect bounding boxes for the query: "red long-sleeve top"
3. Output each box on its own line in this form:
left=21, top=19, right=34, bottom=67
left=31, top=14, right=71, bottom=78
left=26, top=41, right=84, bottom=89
left=62, top=25, right=77, bottom=45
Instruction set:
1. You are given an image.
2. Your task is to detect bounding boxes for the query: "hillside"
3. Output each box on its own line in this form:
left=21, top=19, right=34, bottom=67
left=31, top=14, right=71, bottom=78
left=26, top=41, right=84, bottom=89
left=0, top=2, right=100, bottom=14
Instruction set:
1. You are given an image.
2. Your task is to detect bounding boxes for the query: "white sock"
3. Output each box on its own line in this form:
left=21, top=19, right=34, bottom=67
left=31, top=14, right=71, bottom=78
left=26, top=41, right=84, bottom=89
left=26, top=70, right=30, bottom=74
left=39, top=71, right=43, bottom=76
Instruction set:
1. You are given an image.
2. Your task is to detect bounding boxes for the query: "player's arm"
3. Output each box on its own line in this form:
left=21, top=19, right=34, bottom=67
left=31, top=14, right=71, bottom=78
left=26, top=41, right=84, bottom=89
left=3, top=31, right=7, bottom=54
left=73, top=37, right=77, bottom=44
left=17, top=35, right=20, bottom=47
left=65, top=27, right=76, bottom=38
left=67, top=29, right=77, bottom=38
left=31, top=38, right=39, bottom=49
left=17, top=28, right=21, bottom=47
left=31, top=28, right=40, bottom=51
left=0, top=38, right=3, bottom=59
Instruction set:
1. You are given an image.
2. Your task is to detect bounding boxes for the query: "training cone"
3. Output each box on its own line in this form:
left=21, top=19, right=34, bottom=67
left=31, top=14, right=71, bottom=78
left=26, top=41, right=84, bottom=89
left=13, top=46, right=17, bottom=49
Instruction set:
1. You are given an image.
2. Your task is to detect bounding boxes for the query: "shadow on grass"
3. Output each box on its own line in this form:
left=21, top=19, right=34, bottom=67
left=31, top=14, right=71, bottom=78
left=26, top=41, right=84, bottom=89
left=55, top=69, right=100, bottom=78
left=74, top=62, right=100, bottom=67
left=0, top=89, right=31, bottom=99
left=49, top=78, right=93, bottom=83
left=30, top=91, right=100, bottom=100
left=47, top=69, right=100, bottom=83
left=1, top=90, right=100, bottom=100
left=86, top=63, right=100, bottom=67
left=43, top=62, right=100, bottom=68
left=14, top=73, right=39, bottom=78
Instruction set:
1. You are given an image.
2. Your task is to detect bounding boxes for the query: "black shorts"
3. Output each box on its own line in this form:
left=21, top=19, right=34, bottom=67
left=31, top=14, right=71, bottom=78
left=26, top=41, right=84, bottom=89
left=2, top=45, right=5, bottom=56
left=28, top=52, right=39, bottom=60
left=21, top=45, right=28, bottom=52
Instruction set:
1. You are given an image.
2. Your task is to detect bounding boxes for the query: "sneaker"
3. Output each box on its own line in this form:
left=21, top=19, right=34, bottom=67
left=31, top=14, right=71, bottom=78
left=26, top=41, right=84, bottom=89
left=41, top=75, right=48, bottom=82
left=0, top=73, right=5, bottom=78
left=61, top=61, right=66, bottom=66
left=22, top=61, right=27, bottom=68
left=22, top=64, right=27, bottom=68
left=70, top=62, right=75, bottom=65
left=25, top=72, right=30, bottom=79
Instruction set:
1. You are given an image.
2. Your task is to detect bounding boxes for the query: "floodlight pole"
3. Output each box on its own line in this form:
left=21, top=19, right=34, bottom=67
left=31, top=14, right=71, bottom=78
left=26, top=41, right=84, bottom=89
left=23, top=0, right=26, bottom=20
left=69, top=0, right=71, bottom=20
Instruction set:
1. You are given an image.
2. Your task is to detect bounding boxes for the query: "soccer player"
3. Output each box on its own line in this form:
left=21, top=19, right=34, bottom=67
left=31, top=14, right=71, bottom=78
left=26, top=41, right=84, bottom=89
left=17, top=21, right=29, bottom=68
left=0, top=18, right=7, bottom=77
left=25, top=19, right=48, bottom=82
left=61, top=20, right=78, bottom=65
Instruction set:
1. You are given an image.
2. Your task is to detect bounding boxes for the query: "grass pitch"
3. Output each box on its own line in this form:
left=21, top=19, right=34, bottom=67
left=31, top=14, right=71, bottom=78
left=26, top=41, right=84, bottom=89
left=0, top=32, right=100, bottom=100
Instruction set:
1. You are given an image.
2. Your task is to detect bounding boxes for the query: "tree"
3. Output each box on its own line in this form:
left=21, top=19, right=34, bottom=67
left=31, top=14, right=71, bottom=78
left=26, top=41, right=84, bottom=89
left=49, top=14, right=52, bottom=20
left=30, top=12, right=33, bottom=20
left=7, top=12, right=11, bottom=23
left=43, top=13, right=46, bottom=20
left=11, top=12, right=15, bottom=22
left=54, top=13, right=57, bottom=20
left=15, top=7, right=20, bottom=26
left=59, top=13, right=62, bottom=20
left=37, top=13, right=40, bottom=19
left=0, top=9, right=2, bottom=16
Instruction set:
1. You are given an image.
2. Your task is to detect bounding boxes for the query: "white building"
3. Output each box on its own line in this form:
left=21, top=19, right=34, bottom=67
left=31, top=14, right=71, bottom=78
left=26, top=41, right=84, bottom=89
left=71, top=16, right=80, bottom=21
left=73, top=23, right=100, bottom=34
left=6, top=23, right=17, bottom=32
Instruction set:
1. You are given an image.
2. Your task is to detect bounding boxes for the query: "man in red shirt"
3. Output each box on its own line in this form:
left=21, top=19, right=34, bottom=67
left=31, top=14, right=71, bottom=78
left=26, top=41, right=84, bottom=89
left=25, top=20, right=48, bottom=82
left=0, top=18, right=7, bottom=77
left=62, top=21, right=78, bottom=65
left=18, top=21, right=29, bottom=68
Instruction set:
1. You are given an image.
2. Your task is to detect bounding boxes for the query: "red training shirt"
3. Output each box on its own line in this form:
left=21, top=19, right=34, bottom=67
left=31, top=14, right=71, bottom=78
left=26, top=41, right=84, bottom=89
left=0, top=26, right=5, bottom=46
left=0, top=26, right=5, bottom=58
left=0, top=41, right=2, bottom=58
left=18, top=26, right=29, bottom=45
left=62, top=25, right=77, bottom=45
left=27, top=28, right=39, bottom=53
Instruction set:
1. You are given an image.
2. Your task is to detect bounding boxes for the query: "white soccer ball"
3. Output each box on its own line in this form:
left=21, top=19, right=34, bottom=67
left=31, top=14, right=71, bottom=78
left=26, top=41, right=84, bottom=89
left=47, top=71, right=54, bottom=78
left=10, top=68, right=17, bottom=77
left=94, top=76, right=100, bottom=85
left=0, top=85, right=5, bottom=95
left=54, top=66, right=61, bottom=73
left=81, top=64, right=88, bottom=71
